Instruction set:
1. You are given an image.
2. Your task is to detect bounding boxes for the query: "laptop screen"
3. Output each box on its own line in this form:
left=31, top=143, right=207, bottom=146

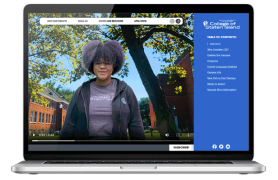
left=27, top=12, right=249, bottom=152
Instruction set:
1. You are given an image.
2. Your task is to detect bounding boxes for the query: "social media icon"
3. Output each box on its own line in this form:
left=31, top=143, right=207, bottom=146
left=226, top=144, right=230, bottom=149
left=219, top=144, right=224, bottom=149
left=212, top=144, right=217, bottom=149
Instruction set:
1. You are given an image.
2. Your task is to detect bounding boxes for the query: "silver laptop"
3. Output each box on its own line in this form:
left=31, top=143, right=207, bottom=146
left=12, top=4, right=266, bottom=174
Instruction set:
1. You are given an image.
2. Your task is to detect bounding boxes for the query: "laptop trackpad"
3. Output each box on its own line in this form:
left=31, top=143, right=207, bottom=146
left=120, top=166, right=157, bottom=170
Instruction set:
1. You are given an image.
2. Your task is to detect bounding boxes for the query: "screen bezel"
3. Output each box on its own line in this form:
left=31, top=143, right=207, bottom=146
left=23, top=4, right=254, bottom=160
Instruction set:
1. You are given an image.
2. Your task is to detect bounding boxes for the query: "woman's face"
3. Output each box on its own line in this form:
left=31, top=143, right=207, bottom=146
left=93, top=58, right=114, bottom=81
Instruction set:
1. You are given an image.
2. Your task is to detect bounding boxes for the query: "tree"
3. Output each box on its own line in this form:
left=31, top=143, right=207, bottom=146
left=110, top=13, right=194, bottom=139
left=28, top=13, right=94, bottom=106
left=138, top=97, right=151, bottom=126
left=28, top=13, right=130, bottom=107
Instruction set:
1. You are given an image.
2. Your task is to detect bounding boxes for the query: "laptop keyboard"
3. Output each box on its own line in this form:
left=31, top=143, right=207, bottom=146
left=45, top=161, right=233, bottom=164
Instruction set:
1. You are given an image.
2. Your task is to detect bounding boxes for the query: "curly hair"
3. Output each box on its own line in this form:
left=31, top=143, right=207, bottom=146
left=81, top=40, right=125, bottom=75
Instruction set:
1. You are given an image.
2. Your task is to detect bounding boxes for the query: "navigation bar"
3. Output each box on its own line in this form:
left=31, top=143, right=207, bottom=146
left=40, top=18, right=183, bottom=25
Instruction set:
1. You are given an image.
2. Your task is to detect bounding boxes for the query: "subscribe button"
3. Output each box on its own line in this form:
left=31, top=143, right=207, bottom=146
left=169, top=144, right=194, bottom=151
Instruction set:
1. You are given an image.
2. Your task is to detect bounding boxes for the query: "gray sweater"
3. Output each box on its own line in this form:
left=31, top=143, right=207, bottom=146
left=59, top=77, right=145, bottom=140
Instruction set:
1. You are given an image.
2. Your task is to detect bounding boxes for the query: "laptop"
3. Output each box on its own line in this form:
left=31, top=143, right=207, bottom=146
left=12, top=4, right=266, bottom=174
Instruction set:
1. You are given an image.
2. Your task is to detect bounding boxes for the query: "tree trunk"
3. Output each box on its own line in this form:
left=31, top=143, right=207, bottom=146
left=117, top=14, right=178, bottom=140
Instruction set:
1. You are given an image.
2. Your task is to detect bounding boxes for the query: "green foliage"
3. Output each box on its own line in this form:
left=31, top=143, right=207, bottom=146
left=28, top=13, right=194, bottom=106
left=29, top=13, right=98, bottom=106
left=162, top=64, right=187, bottom=84
left=106, top=13, right=194, bottom=94
left=175, top=86, right=183, bottom=94
left=138, top=97, right=151, bottom=125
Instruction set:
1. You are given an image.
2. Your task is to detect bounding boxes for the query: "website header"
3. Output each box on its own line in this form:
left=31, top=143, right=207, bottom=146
left=40, top=18, right=183, bottom=25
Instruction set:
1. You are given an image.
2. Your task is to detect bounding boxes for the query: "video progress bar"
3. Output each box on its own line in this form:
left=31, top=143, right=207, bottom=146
left=32, top=140, right=190, bottom=142
left=32, top=140, right=75, bottom=142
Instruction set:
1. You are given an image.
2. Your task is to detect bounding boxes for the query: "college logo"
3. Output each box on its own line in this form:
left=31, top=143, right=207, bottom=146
left=203, top=20, right=240, bottom=29
left=121, top=98, right=127, bottom=104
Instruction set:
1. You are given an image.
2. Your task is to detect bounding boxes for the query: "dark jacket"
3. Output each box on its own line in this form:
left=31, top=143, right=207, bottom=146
left=59, top=77, right=145, bottom=140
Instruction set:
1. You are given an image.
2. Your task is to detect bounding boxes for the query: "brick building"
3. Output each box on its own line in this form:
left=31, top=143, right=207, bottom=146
left=149, top=51, right=194, bottom=132
left=28, top=87, right=69, bottom=136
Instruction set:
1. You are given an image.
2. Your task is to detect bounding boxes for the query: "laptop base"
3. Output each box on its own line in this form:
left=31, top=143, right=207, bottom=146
left=12, top=160, right=265, bottom=174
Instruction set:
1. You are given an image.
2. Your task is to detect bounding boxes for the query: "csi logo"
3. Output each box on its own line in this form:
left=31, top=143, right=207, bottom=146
left=203, top=21, right=208, bottom=26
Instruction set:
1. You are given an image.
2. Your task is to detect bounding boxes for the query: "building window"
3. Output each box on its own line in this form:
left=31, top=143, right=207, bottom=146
left=29, top=129, right=32, bottom=136
left=42, top=113, right=44, bottom=124
left=48, top=129, right=50, bottom=134
left=32, top=99, right=34, bottom=104
left=52, top=115, right=54, bottom=124
left=34, top=111, right=37, bottom=123
left=46, top=113, right=48, bottom=124
left=33, top=129, right=36, bottom=136
left=38, top=129, right=41, bottom=135
left=39, top=112, right=42, bottom=124
left=49, top=114, right=51, bottom=124
left=54, top=102, right=56, bottom=110
left=42, top=129, right=44, bottom=135
left=54, top=115, right=56, bottom=124
left=30, top=111, right=34, bottom=123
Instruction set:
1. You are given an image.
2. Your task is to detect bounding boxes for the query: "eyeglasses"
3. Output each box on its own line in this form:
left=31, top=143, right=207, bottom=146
left=94, top=61, right=113, bottom=67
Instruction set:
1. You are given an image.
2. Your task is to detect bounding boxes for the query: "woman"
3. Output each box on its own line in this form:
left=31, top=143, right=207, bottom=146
left=59, top=40, right=145, bottom=140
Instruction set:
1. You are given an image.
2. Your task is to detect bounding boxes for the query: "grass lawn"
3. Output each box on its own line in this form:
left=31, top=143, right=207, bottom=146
left=144, top=133, right=161, bottom=140
left=29, top=135, right=60, bottom=140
